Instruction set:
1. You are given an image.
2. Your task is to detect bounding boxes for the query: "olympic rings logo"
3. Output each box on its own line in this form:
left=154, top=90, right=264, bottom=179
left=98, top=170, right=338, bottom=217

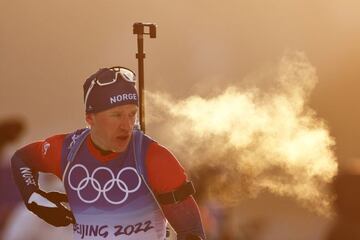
left=67, top=164, right=142, bottom=205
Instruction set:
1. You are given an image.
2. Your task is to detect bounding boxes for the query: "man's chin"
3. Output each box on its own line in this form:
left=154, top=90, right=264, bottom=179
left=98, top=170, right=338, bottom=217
left=112, top=139, right=130, bottom=152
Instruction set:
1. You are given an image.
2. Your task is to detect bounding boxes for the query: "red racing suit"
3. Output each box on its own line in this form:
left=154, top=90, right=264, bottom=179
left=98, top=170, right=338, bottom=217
left=11, top=128, right=205, bottom=240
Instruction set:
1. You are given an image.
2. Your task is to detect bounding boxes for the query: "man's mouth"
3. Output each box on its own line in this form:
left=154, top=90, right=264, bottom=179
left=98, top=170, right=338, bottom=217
left=116, top=135, right=130, bottom=141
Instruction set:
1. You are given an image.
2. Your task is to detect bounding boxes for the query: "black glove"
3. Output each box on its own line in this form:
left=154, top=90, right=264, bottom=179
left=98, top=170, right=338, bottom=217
left=27, top=190, right=75, bottom=227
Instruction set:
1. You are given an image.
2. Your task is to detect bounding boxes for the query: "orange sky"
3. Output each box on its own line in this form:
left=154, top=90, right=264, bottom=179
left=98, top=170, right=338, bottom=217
left=1, top=0, right=360, bottom=165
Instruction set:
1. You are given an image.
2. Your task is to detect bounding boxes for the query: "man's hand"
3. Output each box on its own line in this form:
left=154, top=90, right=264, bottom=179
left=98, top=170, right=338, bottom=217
left=27, top=190, right=75, bottom=227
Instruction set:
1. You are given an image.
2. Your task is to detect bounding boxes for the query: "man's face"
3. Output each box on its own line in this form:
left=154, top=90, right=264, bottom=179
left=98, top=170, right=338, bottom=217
left=86, top=104, right=138, bottom=152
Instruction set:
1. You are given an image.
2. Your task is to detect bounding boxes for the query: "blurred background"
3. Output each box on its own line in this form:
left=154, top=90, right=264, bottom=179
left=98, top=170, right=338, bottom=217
left=1, top=0, right=360, bottom=239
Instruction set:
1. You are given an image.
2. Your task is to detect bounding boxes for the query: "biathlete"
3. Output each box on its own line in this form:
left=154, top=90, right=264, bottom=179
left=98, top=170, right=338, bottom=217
left=11, top=66, right=205, bottom=240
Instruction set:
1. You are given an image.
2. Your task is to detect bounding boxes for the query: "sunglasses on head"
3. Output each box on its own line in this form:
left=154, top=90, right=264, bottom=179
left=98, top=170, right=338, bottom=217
left=84, top=66, right=136, bottom=106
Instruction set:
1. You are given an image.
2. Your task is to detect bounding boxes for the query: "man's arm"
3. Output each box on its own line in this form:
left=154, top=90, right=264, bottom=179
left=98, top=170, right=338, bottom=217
left=11, top=134, right=65, bottom=200
left=11, top=143, right=41, bottom=204
left=11, top=135, right=75, bottom=227
left=146, top=143, right=206, bottom=239
left=161, top=196, right=205, bottom=240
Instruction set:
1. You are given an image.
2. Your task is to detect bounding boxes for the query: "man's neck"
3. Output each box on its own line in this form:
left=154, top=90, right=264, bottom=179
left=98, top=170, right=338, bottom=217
left=89, top=137, right=114, bottom=156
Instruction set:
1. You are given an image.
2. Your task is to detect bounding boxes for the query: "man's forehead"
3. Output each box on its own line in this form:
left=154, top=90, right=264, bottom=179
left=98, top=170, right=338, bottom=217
left=107, top=104, right=138, bottom=112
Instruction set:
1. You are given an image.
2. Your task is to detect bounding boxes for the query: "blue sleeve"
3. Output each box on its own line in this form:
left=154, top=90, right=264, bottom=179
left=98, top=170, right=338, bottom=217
left=162, top=196, right=206, bottom=240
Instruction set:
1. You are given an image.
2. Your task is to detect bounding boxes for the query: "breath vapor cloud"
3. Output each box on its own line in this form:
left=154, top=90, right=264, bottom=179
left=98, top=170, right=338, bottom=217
left=147, top=52, right=338, bottom=216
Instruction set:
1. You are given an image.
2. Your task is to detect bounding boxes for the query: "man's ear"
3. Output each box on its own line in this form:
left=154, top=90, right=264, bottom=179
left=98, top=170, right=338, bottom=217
left=85, top=113, right=94, bottom=126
